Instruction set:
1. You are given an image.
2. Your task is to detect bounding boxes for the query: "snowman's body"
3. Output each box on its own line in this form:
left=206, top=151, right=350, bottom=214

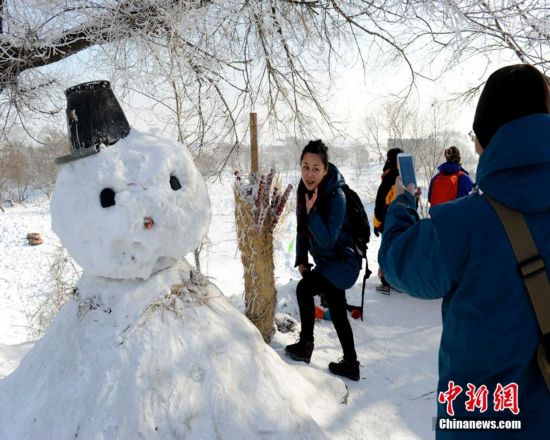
left=0, top=130, right=337, bottom=439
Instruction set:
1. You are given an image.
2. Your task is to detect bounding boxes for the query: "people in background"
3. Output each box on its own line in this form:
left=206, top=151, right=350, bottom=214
left=428, top=146, right=474, bottom=206
left=373, top=148, right=403, bottom=293
left=379, top=64, right=550, bottom=437
left=285, top=140, right=361, bottom=381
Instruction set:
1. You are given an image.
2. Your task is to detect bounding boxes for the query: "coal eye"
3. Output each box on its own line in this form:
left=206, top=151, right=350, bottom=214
left=100, top=188, right=116, bottom=208
left=170, top=175, right=181, bottom=191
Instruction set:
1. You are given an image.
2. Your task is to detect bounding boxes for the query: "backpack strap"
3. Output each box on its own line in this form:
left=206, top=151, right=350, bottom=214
left=484, top=194, right=550, bottom=390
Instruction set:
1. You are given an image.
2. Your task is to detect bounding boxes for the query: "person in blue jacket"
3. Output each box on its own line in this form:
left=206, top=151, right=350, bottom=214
left=285, top=140, right=361, bottom=381
left=379, top=64, right=550, bottom=437
left=428, top=146, right=474, bottom=206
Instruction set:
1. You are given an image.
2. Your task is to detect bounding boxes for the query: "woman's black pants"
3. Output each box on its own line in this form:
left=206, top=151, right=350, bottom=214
left=296, top=270, right=357, bottom=362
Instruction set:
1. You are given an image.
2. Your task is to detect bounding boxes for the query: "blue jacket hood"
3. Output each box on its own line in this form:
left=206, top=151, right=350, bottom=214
left=319, top=162, right=345, bottom=195
left=437, top=162, right=468, bottom=174
left=476, top=114, right=550, bottom=212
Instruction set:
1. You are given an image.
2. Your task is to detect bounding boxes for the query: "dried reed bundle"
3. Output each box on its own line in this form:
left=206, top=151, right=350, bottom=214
left=234, top=170, right=293, bottom=342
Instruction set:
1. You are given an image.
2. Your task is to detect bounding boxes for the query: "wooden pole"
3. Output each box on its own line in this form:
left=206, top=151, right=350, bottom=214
left=250, top=112, right=258, bottom=175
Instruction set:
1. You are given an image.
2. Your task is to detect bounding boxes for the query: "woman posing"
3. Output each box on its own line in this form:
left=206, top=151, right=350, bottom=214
left=285, top=140, right=361, bottom=381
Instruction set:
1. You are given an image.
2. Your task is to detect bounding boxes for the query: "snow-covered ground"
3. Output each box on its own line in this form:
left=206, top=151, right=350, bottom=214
left=0, top=165, right=442, bottom=439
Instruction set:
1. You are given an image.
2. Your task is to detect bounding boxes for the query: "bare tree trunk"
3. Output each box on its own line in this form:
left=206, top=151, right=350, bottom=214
left=170, top=77, right=205, bottom=276
left=250, top=113, right=258, bottom=175
left=194, top=247, right=202, bottom=275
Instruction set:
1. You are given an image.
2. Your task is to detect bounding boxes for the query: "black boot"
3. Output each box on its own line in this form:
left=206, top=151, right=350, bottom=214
left=285, top=340, right=314, bottom=364
left=328, top=358, right=360, bottom=381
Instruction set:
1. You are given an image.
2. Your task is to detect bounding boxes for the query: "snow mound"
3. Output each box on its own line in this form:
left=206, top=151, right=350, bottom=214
left=0, top=262, right=343, bottom=439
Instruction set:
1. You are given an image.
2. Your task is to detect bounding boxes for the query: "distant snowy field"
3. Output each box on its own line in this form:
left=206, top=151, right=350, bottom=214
left=0, top=165, right=442, bottom=439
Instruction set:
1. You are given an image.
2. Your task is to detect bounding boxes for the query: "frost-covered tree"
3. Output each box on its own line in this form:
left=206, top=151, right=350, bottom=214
left=365, top=99, right=474, bottom=183
left=412, top=1, right=550, bottom=69
left=0, top=0, right=548, bottom=147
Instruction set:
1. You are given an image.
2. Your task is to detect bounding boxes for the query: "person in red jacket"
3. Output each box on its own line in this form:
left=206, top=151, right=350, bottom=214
left=428, top=146, right=474, bottom=206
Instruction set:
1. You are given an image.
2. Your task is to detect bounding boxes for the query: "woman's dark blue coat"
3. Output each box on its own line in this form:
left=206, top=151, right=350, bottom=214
left=379, top=114, right=550, bottom=438
left=295, top=163, right=361, bottom=290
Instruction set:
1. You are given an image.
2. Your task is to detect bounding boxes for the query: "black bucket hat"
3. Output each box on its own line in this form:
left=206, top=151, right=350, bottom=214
left=56, top=80, right=130, bottom=164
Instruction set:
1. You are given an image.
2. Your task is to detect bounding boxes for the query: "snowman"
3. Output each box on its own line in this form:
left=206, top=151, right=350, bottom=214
left=0, top=81, right=343, bottom=439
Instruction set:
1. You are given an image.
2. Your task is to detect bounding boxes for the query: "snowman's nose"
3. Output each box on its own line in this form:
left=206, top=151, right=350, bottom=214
left=143, top=217, right=155, bottom=230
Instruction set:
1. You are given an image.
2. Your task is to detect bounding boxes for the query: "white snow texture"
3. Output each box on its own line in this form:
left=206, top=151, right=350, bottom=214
left=50, top=129, right=211, bottom=280
left=0, top=262, right=331, bottom=439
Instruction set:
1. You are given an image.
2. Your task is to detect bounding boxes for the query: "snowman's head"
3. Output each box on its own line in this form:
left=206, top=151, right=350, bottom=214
left=51, top=130, right=211, bottom=280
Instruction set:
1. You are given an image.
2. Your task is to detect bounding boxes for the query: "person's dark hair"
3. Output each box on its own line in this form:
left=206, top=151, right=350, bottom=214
left=300, top=139, right=329, bottom=169
left=384, top=147, right=404, bottom=171
left=445, top=146, right=461, bottom=164
left=473, top=64, right=550, bottom=148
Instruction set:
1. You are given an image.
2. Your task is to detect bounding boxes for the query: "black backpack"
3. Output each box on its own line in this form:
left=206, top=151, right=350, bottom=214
left=341, top=184, right=372, bottom=321
left=342, top=184, right=371, bottom=258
